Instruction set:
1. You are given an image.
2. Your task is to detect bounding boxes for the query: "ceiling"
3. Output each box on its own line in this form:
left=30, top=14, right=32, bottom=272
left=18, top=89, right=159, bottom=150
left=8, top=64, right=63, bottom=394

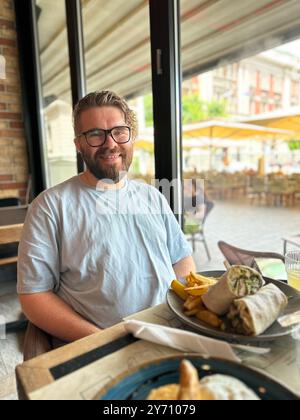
left=36, top=0, right=300, bottom=103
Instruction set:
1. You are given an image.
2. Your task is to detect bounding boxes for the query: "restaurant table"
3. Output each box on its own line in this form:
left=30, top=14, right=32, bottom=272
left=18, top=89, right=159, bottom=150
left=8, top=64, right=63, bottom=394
left=15, top=304, right=300, bottom=400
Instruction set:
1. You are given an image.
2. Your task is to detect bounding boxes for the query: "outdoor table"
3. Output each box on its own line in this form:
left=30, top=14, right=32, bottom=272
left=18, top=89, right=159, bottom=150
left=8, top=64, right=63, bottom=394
left=16, top=304, right=300, bottom=400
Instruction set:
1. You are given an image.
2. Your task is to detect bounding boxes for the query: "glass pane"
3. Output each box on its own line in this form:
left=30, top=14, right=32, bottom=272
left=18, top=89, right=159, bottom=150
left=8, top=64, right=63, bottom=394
left=36, top=0, right=77, bottom=187
left=180, top=0, right=300, bottom=272
left=82, top=0, right=154, bottom=183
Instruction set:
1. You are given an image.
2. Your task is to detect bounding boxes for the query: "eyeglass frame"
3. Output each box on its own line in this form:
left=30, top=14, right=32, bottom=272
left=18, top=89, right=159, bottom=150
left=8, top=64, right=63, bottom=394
left=75, top=125, right=132, bottom=147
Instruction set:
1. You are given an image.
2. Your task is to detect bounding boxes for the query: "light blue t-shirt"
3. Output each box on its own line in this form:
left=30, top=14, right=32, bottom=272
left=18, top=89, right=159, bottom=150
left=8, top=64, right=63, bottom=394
left=17, top=176, right=192, bottom=328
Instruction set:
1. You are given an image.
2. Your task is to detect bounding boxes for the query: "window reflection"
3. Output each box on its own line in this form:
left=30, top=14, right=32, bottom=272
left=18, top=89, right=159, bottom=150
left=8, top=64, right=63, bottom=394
left=82, top=0, right=154, bottom=184
left=180, top=0, right=300, bottom=270
left=36, top=0, right=76, bottom=187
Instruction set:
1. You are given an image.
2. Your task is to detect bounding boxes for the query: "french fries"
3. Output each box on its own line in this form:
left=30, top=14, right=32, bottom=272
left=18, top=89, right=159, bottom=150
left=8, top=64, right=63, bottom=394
left=184, top=308, right=200, bottom=317
left=196, top=310, right=222, bottom=329
left=184, top=285, right=209, bottom=296
left=171, top=279, right=188, bottom=301
left=171, top=272, right=222, bottom=329
left=183, top=296, right=203, bottom=311
left=183, top=296, right=205, bottom=317
left=186, top=272, right=218, bottom=287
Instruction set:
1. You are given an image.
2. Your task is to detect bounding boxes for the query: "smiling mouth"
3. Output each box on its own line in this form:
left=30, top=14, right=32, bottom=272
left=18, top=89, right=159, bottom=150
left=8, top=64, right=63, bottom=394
left=99, top=154, right=122, bottom=162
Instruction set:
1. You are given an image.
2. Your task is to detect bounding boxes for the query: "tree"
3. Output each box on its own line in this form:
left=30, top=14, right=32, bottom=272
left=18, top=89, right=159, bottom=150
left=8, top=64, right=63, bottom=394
left=183, top=94, right=228, bottom=123
left=288, top=140, right=300, bottom=151
left=144, top=93, right=228, bottom=127
left=144, top=94, right=154, bottom=128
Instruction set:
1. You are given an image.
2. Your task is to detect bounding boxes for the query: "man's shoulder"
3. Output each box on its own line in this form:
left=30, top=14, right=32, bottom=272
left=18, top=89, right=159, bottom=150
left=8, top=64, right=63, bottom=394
left=31, top=176, right=80, bottom=208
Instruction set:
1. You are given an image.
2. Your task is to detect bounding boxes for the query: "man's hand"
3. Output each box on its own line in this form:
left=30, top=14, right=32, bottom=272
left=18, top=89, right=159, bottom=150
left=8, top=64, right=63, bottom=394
left=19, top=292, right=100, bottom=342
left=173, top=256, right=196, bottom=279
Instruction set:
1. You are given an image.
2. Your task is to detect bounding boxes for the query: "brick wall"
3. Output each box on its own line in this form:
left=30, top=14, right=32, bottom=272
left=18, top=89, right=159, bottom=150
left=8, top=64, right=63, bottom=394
left=0, top=0, right=29, bottom=203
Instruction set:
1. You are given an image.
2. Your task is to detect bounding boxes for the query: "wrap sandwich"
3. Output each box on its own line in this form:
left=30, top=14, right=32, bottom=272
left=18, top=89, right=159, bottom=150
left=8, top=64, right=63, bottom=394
left=202, top=265, right=264, bottom=316
left=227, top=283, right=288, bottom=336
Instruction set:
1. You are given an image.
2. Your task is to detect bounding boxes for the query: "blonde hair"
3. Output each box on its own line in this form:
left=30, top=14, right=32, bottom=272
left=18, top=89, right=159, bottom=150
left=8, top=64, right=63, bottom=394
left=73, top=90, right=138, bottom=138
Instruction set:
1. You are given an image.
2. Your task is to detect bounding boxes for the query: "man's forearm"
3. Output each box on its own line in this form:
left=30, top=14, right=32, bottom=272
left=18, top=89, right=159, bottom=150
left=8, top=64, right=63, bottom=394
left=19, top=292, right=100, bottom=342
left=173, top=256, right=196, bottom=278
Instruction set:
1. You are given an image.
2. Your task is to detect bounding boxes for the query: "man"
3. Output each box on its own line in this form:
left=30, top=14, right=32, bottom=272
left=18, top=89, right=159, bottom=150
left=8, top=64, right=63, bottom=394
left=18, top=91, right=195, bottom=343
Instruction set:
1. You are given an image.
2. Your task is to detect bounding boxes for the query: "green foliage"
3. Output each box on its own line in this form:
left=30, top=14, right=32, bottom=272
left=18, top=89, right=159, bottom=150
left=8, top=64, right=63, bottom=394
left=183, top=95, right=228, bottom=123
left=182, top=94, right=206, bottom=124
left=207, top=99, right=228, bottom=119
left=144, top=93, right=228, bottom=127
left=288, top=140, right=300, bottom=151
left=144, top=95, right=154, bottom=127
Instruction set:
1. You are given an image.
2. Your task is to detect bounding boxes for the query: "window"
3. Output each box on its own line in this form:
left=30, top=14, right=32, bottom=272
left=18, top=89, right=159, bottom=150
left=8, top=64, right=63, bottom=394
left=81, top=0, right=154, bottom=184
left=180, top=0, right=300, bottom=271
left=35, top=0, right=76, bottom=187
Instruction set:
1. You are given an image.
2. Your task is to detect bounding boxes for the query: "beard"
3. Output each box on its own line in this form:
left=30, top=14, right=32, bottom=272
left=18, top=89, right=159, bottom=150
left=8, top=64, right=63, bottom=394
left=80, top=146, right=133, bottom=183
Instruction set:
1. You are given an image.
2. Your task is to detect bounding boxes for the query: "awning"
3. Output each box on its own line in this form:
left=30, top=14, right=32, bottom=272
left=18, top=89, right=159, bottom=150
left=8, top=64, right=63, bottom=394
left=37, top=0, right=300, bottom=101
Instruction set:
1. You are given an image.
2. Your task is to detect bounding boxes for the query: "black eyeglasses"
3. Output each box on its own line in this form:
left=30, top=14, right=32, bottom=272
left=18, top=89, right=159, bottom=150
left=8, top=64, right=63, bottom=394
left=76, top=126, right=131, bottom=147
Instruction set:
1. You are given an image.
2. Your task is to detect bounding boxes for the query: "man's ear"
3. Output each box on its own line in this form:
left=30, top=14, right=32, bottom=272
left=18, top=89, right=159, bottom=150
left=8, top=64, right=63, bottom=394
left=74, top=137, right=82, bottom=154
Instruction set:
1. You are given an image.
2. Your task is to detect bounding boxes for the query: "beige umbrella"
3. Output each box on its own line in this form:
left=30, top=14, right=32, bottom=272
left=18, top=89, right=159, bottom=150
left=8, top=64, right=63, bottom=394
left=135, top=121, right=293, bottom=163
left=240, top=107, right=300, bottom=135
left=182, top=120, right=293, bottom=170
left=137, top=120, right=292, bottom=145
left=182, top=120, right=293, bottom=140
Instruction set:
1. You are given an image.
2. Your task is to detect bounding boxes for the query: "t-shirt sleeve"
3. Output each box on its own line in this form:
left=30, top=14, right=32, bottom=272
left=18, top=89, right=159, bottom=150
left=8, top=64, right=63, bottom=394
left=160, top=193, right=193, bottom=265
left=17, top=193, right=60, bottom=294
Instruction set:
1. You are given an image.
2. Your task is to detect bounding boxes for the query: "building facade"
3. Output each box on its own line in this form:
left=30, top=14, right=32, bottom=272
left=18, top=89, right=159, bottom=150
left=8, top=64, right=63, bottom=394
left=183, top=48, right=300, bottom=118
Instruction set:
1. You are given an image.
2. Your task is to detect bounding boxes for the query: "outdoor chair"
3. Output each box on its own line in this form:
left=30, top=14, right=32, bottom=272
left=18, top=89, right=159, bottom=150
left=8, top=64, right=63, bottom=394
left=218, top=240, right=285, bottom=273
left=0, top=224, right=24, bottom=267
left=271, top=178, right=296, bottom=207
left=0, top=224, right=27, bottom=344
left=184, top=201, right=214, bottom=260
left=248, top=176, right=266, bottom=205
left=23, top=322, right=53, bottom=361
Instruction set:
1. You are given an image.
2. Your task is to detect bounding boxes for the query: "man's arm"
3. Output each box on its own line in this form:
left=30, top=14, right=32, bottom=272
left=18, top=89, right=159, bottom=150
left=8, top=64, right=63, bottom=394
left=19, top=292, right=100, bottom=342
left=173, top=256, right=196, bottom=279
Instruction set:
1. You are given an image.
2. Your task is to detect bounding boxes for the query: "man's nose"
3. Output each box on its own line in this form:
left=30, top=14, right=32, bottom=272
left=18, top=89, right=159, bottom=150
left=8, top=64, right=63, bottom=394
left=104, top=132, right=116, bottom=147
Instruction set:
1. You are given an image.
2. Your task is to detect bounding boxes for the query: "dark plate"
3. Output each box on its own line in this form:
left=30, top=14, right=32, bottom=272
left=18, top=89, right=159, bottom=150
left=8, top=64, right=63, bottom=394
left=97, top=355, right=299, bottom=400
left=167, top=271, right=300, bottom=343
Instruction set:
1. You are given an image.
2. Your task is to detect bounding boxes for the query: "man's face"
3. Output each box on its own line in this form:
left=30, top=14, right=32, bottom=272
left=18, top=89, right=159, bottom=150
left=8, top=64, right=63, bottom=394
left=75, top=106, right=134, bottom=183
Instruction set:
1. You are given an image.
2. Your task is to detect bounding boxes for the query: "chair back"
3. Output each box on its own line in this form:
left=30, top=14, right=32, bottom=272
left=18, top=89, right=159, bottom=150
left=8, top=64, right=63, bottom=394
left=23, top=322, right=53, bottom=362
left=218, top=240, right=285, bottom=270
left=0, top=224, right=23, bottom=265
left=0, top=205, right=27, bottom=226
left=0, top=224, right=23, bottom=245
left=0, top=197, right=21, bottom=207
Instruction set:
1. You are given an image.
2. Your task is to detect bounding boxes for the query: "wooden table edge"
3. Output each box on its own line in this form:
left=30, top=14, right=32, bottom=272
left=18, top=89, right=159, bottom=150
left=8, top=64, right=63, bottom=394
left=16, top=322, right=128, bottom=399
